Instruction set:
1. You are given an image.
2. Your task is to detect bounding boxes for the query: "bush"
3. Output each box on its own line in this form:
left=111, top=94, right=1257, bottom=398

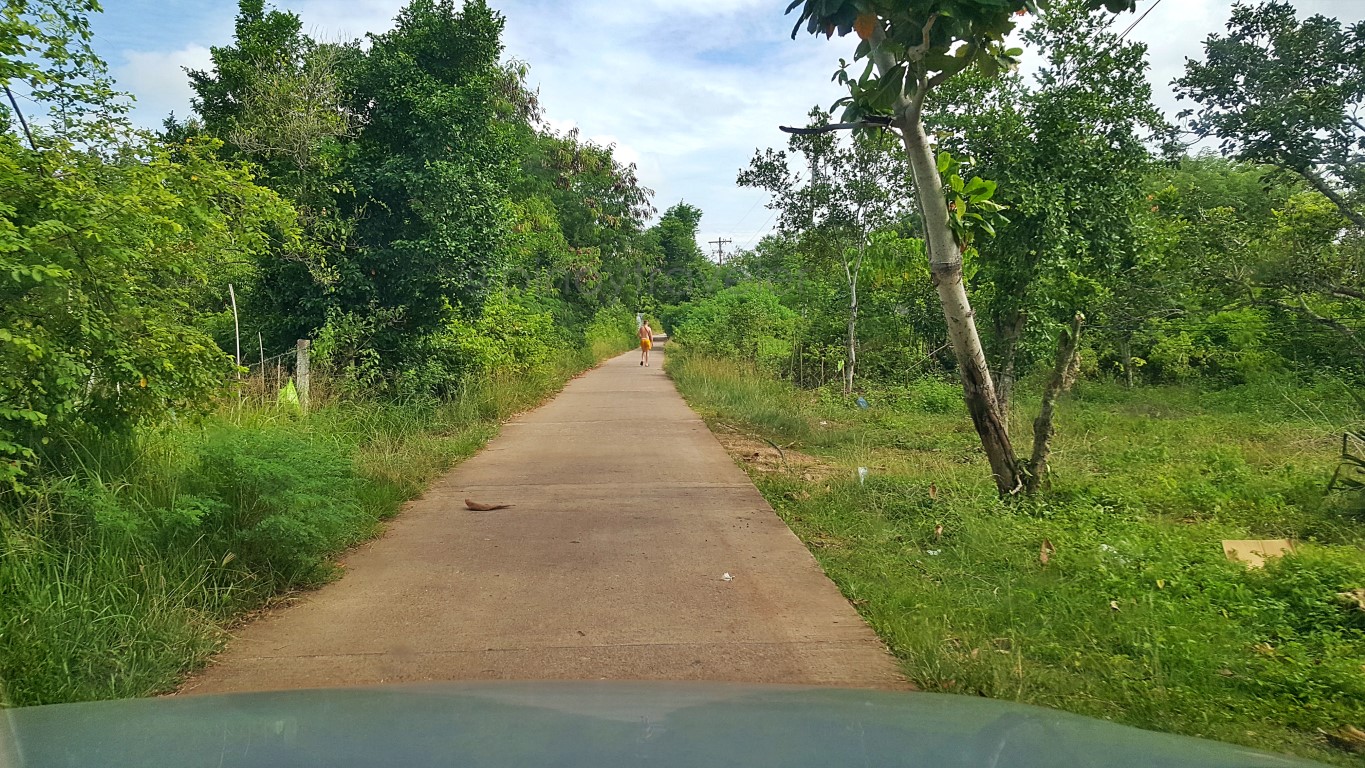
left=584, top=303, right=638, bottom=359
left=879, top=377, right=964, bottom=414
left=1141, top=309, right=1287, bottom=384
left=395, top=289, right=569, bottom=398
left=671, top=283, right=798, bottom=374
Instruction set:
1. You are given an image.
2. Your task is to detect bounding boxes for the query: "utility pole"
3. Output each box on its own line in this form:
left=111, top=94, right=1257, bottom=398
left=709, top=237, right=733, bottom=265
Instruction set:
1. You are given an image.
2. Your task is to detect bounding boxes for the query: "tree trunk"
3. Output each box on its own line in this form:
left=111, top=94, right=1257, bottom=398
left=894, top=105, right=1023, bottom=496
left=1026, top=313, right=1084, bottom=495
left=845, top=289, right=858, bottom=395
left=844, top=238, right=865, bottom=397
left=1118, top=334, right=1135, bottom=388
left=995, top=310, right=1027, bottom=420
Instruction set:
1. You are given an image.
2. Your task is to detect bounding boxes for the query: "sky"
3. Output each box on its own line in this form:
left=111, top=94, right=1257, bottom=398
left=86, top=0, right=1365, bottom=257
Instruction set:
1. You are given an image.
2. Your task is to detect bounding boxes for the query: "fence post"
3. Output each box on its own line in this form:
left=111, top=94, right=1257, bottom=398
left=296, top=339, right=311, bottom=415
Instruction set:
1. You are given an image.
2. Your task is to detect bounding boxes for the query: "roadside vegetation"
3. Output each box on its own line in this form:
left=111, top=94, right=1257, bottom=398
left=0, top=321, right=638, bottom=707
left=0, top=0, right=688, bottom=706
left=660, top=3, right=1365, bottom=762
left=670, top=353, right=1364, bottom=764
left=4, top=0, right=1365, bottom=762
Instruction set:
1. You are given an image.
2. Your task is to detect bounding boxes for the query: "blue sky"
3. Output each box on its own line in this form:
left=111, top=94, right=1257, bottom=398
left=87, top=0, right=1365, bottom=255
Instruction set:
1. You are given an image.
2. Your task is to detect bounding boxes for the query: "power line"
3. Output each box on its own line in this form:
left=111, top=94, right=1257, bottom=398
left=731, top=194, right=765, bottom=232
left=739, top=207, right=779, bottom=252
left=1117, top=0, right=1166, bottom=41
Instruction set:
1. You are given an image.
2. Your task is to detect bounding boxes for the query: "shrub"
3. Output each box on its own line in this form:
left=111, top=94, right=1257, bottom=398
left=584, top=303, right=638, bottom=359
left=880, top=377, right=964, bottom=414
left=395, top=289, right=568, bottom=398
left=671, top=283, right=798, bottom=373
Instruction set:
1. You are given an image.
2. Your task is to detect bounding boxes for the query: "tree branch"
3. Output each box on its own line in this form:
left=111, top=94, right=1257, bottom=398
left=907, top=14, right=940, bottom=64
left=926, top=42, right=977, bottom=91
left=1328, top=284, right=1365, bottom=302
left=1026, top=313, right=1085, bottom=494
left=1295, top=165, right=1365, bottom=229
left=779, top=117, right=893, bottom=135
left=1265, top=296, right=1365, bottom=358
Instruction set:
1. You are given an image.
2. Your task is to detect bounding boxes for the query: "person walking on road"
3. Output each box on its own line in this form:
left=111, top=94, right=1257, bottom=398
left=639, top=319, right=654, bottom=367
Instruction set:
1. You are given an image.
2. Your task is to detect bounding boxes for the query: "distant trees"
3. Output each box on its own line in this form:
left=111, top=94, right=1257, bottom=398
left=1176, top=1, right=1363, bottom=229
left=740, top=109, right=911, bottom=393
left=648, top=202, right=716, bottom=306
left=180, top=0, right=685, bottom=386
left=1177, top=1, right=1365, bottom=361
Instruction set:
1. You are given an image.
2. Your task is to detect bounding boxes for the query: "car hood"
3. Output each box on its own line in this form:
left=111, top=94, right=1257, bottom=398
left=1, top=682, right=1325, bottom=767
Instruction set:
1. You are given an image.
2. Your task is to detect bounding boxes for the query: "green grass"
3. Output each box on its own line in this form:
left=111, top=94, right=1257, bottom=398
left=0, top=341, right=635, bottom=708
left=668, top=353, right=1365, bottom=766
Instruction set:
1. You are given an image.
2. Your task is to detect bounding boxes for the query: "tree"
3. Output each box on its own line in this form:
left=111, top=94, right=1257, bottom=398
left=784, top=0, right=1137, bottom=495
left=187, top=0, right=312, bottom=145
left=336, top=0, right=521, bottom=363
left=513, top=127, right=657, bottom=312
left=931, top=4, right=1163, bottom=415
left=185, top=0, right=358, bottom=350
left=1, top=3, right=296, bottom=490
left=648, top=202, right=715, bottom=306
left=4, top=0, right=130, bottom=142
left=1175, top=2, right=1365, bottom=366
left=1176, top=1, right=1364, bottom=229
left=740, top=109, right=911, bottom=394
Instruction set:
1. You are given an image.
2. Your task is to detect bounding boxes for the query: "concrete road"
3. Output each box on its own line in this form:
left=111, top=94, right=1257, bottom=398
left=183, top=341, right=904, bottom=694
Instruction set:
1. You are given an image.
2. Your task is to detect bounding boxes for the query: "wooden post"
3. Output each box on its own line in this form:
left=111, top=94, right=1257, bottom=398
left=296, top=339, right=311, bottom=414
left=257, top=333, right=266, bottom=395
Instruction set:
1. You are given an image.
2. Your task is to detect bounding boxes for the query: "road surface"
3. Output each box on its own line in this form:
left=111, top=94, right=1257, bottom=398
left=183, top=341, right=904, bottom=693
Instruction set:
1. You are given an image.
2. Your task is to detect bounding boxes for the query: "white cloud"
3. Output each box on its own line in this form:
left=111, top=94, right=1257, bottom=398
left=114, top=44, right=213, bottom=126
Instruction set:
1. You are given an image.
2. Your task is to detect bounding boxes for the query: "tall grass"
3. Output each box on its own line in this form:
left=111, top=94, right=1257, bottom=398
left=0, top=340, right=635, bottom=707
left=668, top=351, right=1365, bottom=766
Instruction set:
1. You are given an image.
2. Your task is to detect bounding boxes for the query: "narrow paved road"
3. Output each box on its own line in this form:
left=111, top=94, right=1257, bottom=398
left=183, top=341, right=903, bottom=694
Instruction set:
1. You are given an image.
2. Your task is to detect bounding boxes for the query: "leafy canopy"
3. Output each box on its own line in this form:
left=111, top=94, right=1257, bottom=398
left=785, top=0, right=1138, bottom=121
left=1175, top=1, right=1364, bottom=226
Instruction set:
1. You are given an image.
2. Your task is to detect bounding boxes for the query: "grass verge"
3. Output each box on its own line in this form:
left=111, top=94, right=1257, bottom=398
left=669, top=352, right=1365, bottom=766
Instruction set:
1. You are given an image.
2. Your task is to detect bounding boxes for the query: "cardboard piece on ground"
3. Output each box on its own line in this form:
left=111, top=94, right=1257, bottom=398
left=1222, top=539, right=1296, bottom=568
